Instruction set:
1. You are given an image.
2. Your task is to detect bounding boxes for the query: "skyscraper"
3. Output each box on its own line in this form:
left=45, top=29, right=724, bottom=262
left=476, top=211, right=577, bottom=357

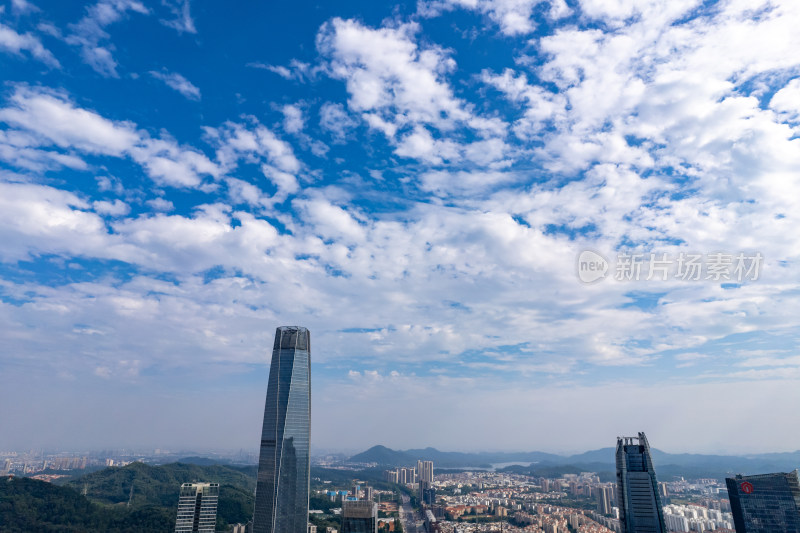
left=615, top=432, right=666, bottom=533
left=342, top=500, right=378, bottom=533
left=175, top=482, right=219, bottom=533
left=253, top=326, right=311, bottom=533
left=726, top=470, right=800, bottom=532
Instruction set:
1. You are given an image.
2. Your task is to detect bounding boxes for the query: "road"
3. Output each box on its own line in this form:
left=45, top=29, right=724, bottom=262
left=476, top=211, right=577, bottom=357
left=398, top=494, right=422, bottom=533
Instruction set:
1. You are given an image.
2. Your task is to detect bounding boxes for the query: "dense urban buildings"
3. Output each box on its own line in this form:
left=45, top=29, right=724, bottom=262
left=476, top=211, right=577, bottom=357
left=174, top=482, right=219, bottom=533
left=253, top=327, right=312, bottom=533
left=726, top=470, right=800, bottom=532
left=662, top=503, right=733, bottom=531
left=386, top=467, right=417, bottom=484
left=342, top=499, right=379, bottom=533
left=615, top=432, right=667, bottom=533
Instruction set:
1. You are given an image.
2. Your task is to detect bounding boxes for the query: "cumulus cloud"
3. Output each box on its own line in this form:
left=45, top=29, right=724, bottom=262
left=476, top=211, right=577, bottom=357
left=4, top=0, right=800, bottom=453
left=281, top=104, right=304, bottom=134
left=93, top=199, right=130, bottom=216
left=203, top=121, right=302, bottom=205
left=318, top=18, right=477, bottom=135
left=0, top=86, right=218, bottom=188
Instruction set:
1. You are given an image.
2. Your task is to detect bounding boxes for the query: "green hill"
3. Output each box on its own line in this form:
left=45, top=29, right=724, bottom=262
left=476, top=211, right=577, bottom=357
left=0, top=475, right=173, bottom=532
left=65, top=462, right=256, bottom=529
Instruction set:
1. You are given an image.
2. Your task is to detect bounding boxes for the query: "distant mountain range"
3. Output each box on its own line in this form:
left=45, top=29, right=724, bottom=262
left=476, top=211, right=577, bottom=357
left=348, top=445, right=800, bottom=476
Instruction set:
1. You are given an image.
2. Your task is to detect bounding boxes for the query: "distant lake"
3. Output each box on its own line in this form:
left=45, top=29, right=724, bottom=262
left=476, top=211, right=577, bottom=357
left=491, top=461, right=535, bottom=470
left=437, top=461, right=535, bottom=472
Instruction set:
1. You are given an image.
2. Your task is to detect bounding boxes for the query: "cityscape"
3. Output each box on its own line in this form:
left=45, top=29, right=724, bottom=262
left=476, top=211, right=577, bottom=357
left=3, top=0, right=800, bottom=532
left=3, top=326, right=799, bottom=531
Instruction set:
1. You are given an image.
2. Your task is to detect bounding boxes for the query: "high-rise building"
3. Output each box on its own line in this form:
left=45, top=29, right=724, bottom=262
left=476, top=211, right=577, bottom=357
left=175, top=482, right=219, bottom=533
left=615, top=432, right=666, bottom=533
left=597, top=484, right=614, bottom=515
left=342, top=500, right=378, bottom=533
left=726, top=470, right=800, bottom=532
left=253, top=326, right=311, bottom=533
left=418, top=460, right=434, bottom=503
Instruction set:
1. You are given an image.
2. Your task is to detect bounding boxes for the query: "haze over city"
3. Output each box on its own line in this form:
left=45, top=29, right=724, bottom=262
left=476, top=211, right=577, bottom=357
left=2, top=0, right=800, bottom=456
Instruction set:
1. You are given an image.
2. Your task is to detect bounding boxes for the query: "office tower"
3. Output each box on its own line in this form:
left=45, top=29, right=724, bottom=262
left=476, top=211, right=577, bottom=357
left=726, top=470, right=800, bottom=532
left=364, top=486, right=374, bottom=501
left=175, top=482, right=219, bottom=533
left=253, top=327, right=311, bottom=533
left=342, top=500, right=378, bottom=533
left=615, top=432, right=666, bottom=533
left=597, top=484, right=614, bottom=515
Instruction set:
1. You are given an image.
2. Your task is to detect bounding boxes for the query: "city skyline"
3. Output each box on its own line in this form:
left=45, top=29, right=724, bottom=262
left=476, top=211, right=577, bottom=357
left=2, top=0, right=800, bottom=455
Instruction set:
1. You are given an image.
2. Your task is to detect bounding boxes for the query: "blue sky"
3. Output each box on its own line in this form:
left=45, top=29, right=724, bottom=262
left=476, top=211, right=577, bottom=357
left=1, top=0, right=800, bottom=455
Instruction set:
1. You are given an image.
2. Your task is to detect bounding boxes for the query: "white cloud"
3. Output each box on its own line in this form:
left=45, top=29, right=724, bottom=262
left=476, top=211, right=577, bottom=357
left=146, top=197, right=174, bottom=212
left=0, top=129, right=86, bottom=171
left=11, top=0, right=40, bottom=14
left=419, top=0, right=576, bottom=35
left=281, top=104, right=304, bottom=134
left=0, top=181, right=119, bottom=262
left=0, top=22, right=60, bottom=67
left=204, top=120, right=301, bottom=203
left=66, top=0, right=149, bottom=77
left=0, top=86, right=219, bottom=188
left=419, top=169, right=519, bottom=196
left=317, top=18, right=473, bottom=135
left=5, top=0, right=800, bottom=454
left=394, top=126, right=510, bottom=166
left=419, top=0, right=554, bottom=35
left=247, top=59, right=320, bottom=82
left=319, top=102, right=358, bottom=143
left=770, top=78, right=800, bottom=121
left=149, top=70, right=201, bottom=101
left=161, top=0, right=196, bottom=34
left=93, top=199, right=130, bottom=216
left=0, top=86, right=140, bottom=155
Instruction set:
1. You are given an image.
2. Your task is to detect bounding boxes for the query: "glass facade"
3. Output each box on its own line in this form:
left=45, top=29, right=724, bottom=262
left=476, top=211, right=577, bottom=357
left=726, top=470, right=800, bottom=532
left=253, top=327, right=311, bottom=533
left=615, top=432, right=666, bottom=533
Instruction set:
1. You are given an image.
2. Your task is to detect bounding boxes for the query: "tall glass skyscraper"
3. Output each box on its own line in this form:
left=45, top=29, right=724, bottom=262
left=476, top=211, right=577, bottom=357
left=615, top=432, right=666, bottom=533
left=726, top=470, right=800, bottom=532
left=253, top=326, right=311, bottom=533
